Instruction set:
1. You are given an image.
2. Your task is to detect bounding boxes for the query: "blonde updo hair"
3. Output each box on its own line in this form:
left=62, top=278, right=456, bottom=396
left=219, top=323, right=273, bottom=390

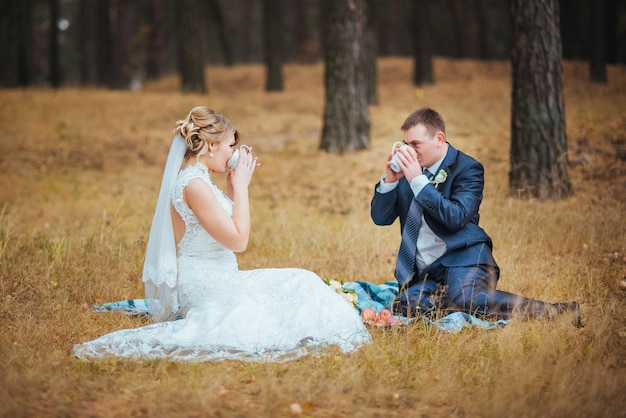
left=174, top=106, right=240, bottom=161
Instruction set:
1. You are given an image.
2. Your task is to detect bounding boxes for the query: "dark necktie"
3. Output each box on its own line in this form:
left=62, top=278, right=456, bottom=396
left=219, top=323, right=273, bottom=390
left=394, top=169, right=432, bottom=285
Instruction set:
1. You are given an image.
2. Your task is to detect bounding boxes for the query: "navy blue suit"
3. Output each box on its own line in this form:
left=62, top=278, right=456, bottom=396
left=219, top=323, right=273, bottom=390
left=371, top=143, right=550, bottom=319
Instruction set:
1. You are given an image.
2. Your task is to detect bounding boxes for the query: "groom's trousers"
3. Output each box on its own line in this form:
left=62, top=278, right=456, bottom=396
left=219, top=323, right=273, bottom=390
left=393, top=263, right=554, bottom=320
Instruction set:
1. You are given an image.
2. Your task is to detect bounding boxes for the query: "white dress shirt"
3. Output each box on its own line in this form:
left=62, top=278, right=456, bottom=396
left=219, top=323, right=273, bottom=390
left=377, top=156, right=447, bottom=272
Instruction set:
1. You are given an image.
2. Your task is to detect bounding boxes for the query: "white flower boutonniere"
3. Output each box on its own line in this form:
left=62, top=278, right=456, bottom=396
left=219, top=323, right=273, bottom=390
left=430, top=169, right=448, bottom=188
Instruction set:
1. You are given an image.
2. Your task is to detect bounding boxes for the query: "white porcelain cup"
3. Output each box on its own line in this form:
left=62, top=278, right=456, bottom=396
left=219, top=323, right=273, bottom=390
left=227, top=144, right=252, bottom=169
left=389, top=142, right=408, bottom=173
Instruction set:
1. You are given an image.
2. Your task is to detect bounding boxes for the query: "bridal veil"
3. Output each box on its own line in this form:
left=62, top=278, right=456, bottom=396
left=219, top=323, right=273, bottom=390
left=142, top=134, right=186, bottom=321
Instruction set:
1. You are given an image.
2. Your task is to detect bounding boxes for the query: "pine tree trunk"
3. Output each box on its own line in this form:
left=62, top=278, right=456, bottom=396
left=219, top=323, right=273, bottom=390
left=510, top=0, right=572, bottom=199
left=412, top=0, right=433, bottom=85
left=263, top=0, right=284, bottom=91
left=76, top=0, right=97, bottom=86
left=176, top=0, right=206, bottom=93
left=48, top=0, right=60, bottom=88
left=447, top=0, right=467, bottom=58
left=0, top=0, right=22, bottom=86
left=208, top=0, right=233, bottom=66
left=320, top=0, right=370, bottom=153
left=294, top=0, right=318, bottom=62
left=473, top=0, right=491, bottom=60
left=110, top=0, right=134, bottom=89
left=96, top=0, right=113, bottom=87
left=605, top=0, right=619, bottom=63
left=146, top=0, right=166, bottom=80
left=364, top=0, right=378, bottom=105
left=589, top=0, right=607, bottom=83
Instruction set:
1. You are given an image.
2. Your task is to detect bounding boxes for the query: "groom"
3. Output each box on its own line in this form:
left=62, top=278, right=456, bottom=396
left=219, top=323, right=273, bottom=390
left=370, top=107, right=580, bottom=322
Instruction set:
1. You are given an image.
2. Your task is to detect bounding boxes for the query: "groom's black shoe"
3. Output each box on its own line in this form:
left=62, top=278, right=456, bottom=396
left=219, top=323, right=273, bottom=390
left=552, top=302, right=583, bottom=328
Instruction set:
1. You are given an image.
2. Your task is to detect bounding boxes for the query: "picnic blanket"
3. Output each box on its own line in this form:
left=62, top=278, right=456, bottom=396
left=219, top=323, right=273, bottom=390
left=342, top=281, right=509, bottom=332
left=92, top=281, right=508, bottom=333
left=92, top=298, right=151, bottom=316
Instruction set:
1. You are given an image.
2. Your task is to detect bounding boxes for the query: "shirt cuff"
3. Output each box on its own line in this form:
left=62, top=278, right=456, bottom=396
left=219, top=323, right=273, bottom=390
left=377, top=175, right=398, bottom=193
left=410, top=174, right=430, bottom=196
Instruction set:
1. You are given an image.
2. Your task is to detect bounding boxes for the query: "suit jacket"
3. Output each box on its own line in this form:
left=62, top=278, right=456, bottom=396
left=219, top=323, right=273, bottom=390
left=371, top=143, right=498, bottom=270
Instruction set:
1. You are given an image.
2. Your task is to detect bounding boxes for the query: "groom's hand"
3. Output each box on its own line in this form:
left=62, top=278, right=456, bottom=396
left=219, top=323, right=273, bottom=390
left=385, top=153, right=404, bottom=183
left=398, top=146, right=422, bottom=183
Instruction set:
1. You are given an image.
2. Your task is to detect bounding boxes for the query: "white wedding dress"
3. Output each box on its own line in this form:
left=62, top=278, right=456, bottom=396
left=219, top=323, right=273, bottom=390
left=73, top=164, right=370, bottom=362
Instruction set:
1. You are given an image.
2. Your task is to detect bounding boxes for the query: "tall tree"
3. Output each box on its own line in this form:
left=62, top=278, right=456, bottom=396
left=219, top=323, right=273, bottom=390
left=473, top=0, right=491, bottom=59
left=320, top=0, right=370, bottom=153
left=207, top=0, right=233, bottom=66
left=0, top=0, right=37, bottom=86
left=364, top=0, right=379, bottom=104
left=0, top=0, right=24, bottom=86
left=96, top=0, right=113, bottom=87
left=510, top=0, right=572, bottom=199
left=447, top=0, right=467, bottom=58
left=109, top=0, right=134, bottom=89
left=412, top=0, right=433, bottom=85
left=239, top=1, right=257, bottom=63
left=384, top=0, right=411, bottom=56
left=76, top=0, right=97, bottom=85
left=293, top=0, right=319, bottom=62
left=262, top=0, right=284, bottom=91
left=559, top=0, right=587, bottom=61
left=605, top=0, right=622, bottom=63
left=48, top=0, right=60, bottom=88
left=176, top=0, right=206, bottom=93
left=145, top=0, right=167, bottom=80
left=589, top=0, right=607, bottom=82
left=17, top=0, right=34, bottom=86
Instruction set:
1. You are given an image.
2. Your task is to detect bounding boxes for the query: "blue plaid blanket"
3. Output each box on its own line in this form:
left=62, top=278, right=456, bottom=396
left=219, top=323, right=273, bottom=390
left=342, top=281, right=509, bottom=332
left=93, top=281, right=508, bottom=333
left=92, top=298, right=151, bottom=316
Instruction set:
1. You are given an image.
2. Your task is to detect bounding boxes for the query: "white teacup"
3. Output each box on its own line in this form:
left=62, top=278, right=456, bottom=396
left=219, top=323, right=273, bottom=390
left=227, top=144, right=252, bottom=169
left=389, top=141, right=408, bottom=173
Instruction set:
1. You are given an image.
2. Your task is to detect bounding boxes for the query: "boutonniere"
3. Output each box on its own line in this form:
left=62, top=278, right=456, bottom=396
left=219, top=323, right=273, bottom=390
left=430, top=169, right=448, bottom=188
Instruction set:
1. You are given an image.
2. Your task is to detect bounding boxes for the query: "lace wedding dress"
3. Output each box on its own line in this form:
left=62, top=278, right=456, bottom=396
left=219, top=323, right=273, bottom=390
left=73, top=164, right=371, bottom=362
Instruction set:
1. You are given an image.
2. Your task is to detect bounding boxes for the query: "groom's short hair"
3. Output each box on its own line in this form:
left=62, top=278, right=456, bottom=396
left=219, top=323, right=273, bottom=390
left=401, top=108, right=446, bottom=137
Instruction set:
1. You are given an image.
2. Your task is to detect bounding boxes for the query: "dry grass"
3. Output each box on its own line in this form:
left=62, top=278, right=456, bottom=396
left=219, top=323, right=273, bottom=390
left=1, top=57, right=625, bottom=417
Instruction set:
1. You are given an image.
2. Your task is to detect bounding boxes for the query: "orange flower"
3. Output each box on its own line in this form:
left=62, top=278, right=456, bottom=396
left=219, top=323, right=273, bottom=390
left=361, top=307, right=377, bottom=323
left=361, top=308, right=402, bottom=327
left=376, top=309, right=391, bottom=326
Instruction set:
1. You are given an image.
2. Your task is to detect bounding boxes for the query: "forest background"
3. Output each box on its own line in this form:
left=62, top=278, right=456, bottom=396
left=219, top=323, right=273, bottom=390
left=1, top=0, right=626, bottom=417
left=1, top=0, right=625, bottom=89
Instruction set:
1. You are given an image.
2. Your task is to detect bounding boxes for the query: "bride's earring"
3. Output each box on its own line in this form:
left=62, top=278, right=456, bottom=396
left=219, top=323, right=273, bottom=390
left=209, top=152, right=214, bottom=157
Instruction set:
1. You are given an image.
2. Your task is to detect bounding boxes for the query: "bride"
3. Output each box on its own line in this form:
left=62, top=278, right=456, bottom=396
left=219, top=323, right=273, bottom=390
left=73, top=106, right=371, bottom=362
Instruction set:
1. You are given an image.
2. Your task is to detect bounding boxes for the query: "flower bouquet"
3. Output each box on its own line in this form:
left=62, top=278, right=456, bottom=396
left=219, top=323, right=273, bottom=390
left=361, top=307, right=403, bottom=327
left=324, top=278, right=359, bottom=309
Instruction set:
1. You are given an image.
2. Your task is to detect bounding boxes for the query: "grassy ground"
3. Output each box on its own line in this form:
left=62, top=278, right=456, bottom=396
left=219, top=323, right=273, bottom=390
left=0, top=58, right=625, bottom=417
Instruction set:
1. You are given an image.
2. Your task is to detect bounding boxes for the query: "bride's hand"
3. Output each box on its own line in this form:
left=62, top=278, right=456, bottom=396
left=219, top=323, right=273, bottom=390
left=229, top=147, right=259, bottom=189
